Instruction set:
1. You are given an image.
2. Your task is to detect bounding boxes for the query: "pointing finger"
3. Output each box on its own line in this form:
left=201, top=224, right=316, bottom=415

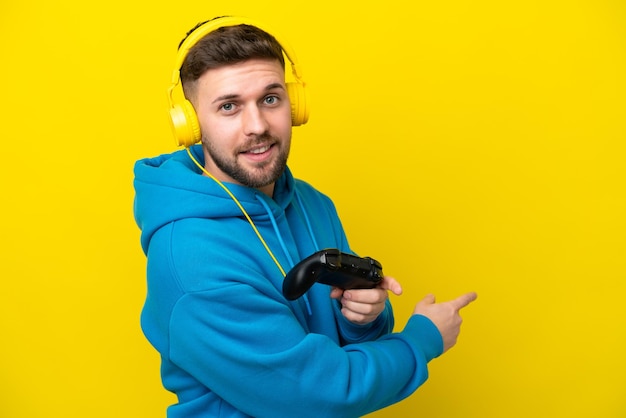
left=450, top=292, right=478, bottom=311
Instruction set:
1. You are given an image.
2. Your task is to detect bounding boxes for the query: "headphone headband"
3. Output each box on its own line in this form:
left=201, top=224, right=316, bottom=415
left=171, top=16, right=304, bottom=87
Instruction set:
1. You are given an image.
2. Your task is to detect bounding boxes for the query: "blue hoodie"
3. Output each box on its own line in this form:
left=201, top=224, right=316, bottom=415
left=133, top=145, right=443, bottom=418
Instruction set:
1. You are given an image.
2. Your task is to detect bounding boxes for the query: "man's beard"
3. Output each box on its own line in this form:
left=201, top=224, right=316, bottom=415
left=203, top=135, right=290, bottom=189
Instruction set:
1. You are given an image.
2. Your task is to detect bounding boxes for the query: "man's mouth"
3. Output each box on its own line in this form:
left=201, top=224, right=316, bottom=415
left=247, top=144, right=272, bottom=155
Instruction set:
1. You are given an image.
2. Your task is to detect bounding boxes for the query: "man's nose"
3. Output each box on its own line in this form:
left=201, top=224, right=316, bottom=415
left=242, top=105, right=269, bottom=136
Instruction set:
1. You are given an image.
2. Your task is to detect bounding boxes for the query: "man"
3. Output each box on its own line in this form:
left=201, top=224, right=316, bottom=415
left=134, top=17, right=476, bottom=418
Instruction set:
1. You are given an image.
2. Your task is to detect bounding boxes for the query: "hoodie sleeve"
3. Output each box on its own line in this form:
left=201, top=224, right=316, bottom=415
left=168, top=287, right=442, bottom=418
left=149, top=223, right=443, bottom=418
left=334, top=299, right=395, bottom=345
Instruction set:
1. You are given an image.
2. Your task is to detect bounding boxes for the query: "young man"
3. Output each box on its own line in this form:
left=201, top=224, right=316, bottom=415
left=133, top=17, right=476, bottom=418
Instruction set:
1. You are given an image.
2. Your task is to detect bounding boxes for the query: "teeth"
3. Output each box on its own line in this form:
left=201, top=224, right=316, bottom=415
left=249, top=145, right=270, bottom=154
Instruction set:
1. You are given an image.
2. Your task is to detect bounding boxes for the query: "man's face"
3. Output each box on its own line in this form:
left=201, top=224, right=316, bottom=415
left=192, top=58, right=293, bottom=196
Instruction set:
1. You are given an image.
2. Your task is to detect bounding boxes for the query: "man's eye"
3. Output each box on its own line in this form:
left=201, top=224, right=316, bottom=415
left=264, top=96, right=278, bottom=105
left=221, top=103, right=234, bottom=111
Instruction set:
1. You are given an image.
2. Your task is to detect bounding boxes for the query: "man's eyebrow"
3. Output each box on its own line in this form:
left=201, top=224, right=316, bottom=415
left=265, top=83, right=285, bottom=91
left=211, top=83, right=285, bottom=104
left=212, top=94, right=239, bottom=104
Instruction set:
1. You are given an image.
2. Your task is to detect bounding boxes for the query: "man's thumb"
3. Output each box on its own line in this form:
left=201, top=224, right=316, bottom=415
left=420, top=293, right=436, bottom=305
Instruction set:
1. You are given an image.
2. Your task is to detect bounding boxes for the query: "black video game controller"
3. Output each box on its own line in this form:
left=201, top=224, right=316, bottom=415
left=282, top=249, right=384, bottom=300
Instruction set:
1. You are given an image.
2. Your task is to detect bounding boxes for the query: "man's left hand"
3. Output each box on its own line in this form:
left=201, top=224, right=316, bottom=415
left=330, top=276, right=403, bottom=325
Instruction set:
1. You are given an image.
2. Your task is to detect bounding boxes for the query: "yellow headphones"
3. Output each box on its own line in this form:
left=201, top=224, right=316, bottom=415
left=167, top=16, right=310, bottom=148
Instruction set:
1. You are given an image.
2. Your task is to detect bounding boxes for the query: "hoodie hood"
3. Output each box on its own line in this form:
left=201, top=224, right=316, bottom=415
left=133, top=145, right=296, bottom=254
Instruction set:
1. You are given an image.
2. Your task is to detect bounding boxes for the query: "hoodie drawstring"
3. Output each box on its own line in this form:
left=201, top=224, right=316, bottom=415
left=255, top=193, right=316, bottom=316
left=294, top=190, right=320, bottom=251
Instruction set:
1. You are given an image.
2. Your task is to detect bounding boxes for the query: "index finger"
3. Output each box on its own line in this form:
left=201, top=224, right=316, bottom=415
left=450, top=292, right=478, bottom=311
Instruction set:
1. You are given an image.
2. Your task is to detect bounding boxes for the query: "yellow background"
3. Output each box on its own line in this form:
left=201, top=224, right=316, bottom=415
left=1, top=1, right=624, bottom=417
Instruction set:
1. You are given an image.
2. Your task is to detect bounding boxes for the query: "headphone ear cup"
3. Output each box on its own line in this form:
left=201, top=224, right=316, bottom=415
left=169, top=99, right=201, bottom=147
left=287, top=82, right=309, bottom=126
